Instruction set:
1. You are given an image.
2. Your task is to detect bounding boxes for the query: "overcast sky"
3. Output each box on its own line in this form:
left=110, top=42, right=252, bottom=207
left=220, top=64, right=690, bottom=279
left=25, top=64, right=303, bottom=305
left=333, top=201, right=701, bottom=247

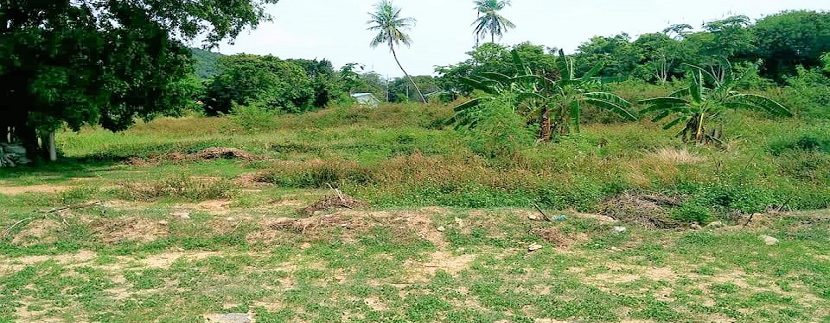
left=209, top=0, right=828, bottom=77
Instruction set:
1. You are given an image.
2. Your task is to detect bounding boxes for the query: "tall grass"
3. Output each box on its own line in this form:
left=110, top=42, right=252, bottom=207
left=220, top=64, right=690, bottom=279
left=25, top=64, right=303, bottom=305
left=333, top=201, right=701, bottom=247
left=51, top=100, right=830, bottom=214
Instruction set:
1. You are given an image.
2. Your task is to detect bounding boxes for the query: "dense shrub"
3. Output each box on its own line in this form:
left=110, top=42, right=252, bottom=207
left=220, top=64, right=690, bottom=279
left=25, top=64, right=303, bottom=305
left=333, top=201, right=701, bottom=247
left=777, top=67, right=830, bottom=119
left=225, top=104, right=280, bottom=133
left=463, top=95, right=535, bottom=161
left=671, top=202, right=713, bottom=224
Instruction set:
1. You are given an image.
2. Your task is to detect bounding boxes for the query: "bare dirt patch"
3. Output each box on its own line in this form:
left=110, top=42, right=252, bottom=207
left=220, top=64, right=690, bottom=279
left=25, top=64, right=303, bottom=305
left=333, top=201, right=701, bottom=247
left=250, top=209, right=446, bottom=248
left=198, top=199, right=233, bottom=213
left=234, top=172, right=271, bottom=188
left=11, top=219, right=62, bottom=246
left=0, top=184, right=71, bottom=196
left=531, top=226, right=588, bottom=250
left=408, top=251, right=476, bottom=282
left=3, top=250, right=98, bottom=272
left=364, top=297, right=389, bottom=311
left=600, top=193, right=683, bottom=229
left=91, top=217, right=168, bottom=244
left=140, top=251, right=222, bottom=269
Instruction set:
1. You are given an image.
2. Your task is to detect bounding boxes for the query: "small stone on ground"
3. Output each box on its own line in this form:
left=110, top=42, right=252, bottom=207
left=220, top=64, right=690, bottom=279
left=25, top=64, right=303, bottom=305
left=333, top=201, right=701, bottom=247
left=760, top=235, right=779, bottom=246
left=204, top=313, right=253, bottom=323
left=528, top=243, right=543, bottom=252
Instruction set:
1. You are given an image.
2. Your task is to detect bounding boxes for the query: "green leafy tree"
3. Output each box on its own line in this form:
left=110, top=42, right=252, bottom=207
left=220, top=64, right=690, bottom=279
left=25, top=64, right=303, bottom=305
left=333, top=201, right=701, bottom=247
left=632, top=33, right=688, bottom=83
left=0, top=0, right=278, bottom=160
left=752, top=11, right=830, bottom=80
left=203, top=55, right=314, bottom=115
left=287, top=58, right=347, bottom=107
left=473, top=0, right=515, bottom=44
left=338, top=63, right=388, bottom=101
left=663, top=24, right=694, bottom=40
left=641, top=63, right=793, bottom=144
left=367, top=0, right=426, bottom=103
left=191, top=48, right=224, bottom=80
left=573, top=34, right=639, bottom=79
left=449, top=50, right=637, bottom=142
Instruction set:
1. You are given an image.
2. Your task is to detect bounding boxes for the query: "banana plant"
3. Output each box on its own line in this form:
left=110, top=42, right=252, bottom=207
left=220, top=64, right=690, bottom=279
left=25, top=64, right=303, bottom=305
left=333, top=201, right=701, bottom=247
left=447, top=49, right=637, bottom=142
left=640, top=62, right=792, bottom=144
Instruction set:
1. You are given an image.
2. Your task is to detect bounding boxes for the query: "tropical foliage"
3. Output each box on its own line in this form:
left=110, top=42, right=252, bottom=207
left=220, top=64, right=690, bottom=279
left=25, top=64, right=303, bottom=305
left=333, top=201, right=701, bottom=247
left=448, top=50, right=637, bottom=141
left=641, top=62, right=792, bottom=144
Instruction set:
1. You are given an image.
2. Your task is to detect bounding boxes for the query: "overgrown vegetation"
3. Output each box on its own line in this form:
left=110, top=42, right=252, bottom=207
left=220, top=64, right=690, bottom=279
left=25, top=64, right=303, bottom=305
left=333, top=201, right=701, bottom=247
left=3, top=2, right=830, bottom=322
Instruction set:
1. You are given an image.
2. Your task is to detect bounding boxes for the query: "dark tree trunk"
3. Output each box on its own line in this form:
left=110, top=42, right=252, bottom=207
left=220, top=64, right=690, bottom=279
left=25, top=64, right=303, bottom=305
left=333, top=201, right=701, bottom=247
left=538, top=107, right=552, bottom=142
left=0, top=126, right=7, bottom=144
left=18, top=123, right=41, bottom=162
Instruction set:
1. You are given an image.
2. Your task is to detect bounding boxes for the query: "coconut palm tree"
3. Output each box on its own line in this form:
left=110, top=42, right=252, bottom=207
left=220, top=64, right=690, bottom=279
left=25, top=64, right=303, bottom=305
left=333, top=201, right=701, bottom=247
left=367, top=0, right=426, bottom=103
left=473, top=0, right=515, bottom=44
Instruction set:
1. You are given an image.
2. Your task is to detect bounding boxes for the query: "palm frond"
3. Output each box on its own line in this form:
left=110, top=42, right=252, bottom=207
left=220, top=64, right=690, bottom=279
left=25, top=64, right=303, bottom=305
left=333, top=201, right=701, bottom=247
left=725, top=94, right=793, bottom=117
left=662, top=116, right=688, bottom=130
left=640, top=97, right=689, bottom=106
left=583, top=93, right=638, bottom=121
left=460, top=77, right=499, bottom=95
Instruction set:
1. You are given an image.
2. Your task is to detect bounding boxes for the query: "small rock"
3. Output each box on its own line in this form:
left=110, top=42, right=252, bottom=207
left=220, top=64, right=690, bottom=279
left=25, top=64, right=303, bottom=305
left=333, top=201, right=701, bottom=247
left=204, top=313, right=253, bottom=323
left=690, top=223, right=702, bottom=230
left=528, top=244, right=543, bottom=252
left=760, top=235, right=779, bottom=246
left=158, top=220, right=169, bottom=226
left=613, top=226, right=627, bottom=234
left=610, top=247, right=620, bottom=252
left=173, top=211, right=190, bottom=219
left=225, top=217, right=235, bottom=222
left=437, top=226, right=446, bottom=232
left=706, top=221, right=724, bottom=229
left=300, top=242, right=312, bottom=250
left=528, top=214, right=541, bottom=221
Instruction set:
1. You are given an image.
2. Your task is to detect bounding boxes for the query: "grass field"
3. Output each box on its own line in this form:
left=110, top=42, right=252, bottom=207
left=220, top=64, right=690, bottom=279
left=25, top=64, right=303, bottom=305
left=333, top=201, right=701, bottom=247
left=1, top=104, right=829, bottom=322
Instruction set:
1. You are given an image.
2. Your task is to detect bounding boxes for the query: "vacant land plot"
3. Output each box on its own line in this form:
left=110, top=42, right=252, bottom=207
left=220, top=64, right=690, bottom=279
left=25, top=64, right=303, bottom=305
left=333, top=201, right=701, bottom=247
left=1, top=106, right=828, bottom=322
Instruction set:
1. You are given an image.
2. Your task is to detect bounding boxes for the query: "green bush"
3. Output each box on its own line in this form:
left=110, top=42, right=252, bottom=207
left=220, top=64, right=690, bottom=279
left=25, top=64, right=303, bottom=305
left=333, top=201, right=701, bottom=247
left=671, top=202, right=713, bottom=224
left=463, top=95, right=534, bottom=161
left=226, top=103, right=279, bottom=133
left=778, top=67, right=830, bottom=119
left=697, top=183, right=776, bottom=215
left=770, top=133, right=830, bottom=156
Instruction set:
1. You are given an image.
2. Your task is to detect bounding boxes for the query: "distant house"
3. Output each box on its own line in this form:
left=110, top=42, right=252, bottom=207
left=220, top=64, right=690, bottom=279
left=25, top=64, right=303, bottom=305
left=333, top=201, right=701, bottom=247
left=351, top=93, right=381, bottom=107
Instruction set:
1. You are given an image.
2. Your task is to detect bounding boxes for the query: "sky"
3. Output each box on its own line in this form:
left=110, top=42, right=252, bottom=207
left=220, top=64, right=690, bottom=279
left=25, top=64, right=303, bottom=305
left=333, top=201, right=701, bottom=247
left=209, top=0, right=828, bottom=77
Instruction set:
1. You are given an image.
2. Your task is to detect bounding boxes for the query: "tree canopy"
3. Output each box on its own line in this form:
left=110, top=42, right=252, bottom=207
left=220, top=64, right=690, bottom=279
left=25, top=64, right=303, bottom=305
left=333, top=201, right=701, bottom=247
left=203, top=55, right=315, bottom=115
left=0, top=0, right=278, bottom=158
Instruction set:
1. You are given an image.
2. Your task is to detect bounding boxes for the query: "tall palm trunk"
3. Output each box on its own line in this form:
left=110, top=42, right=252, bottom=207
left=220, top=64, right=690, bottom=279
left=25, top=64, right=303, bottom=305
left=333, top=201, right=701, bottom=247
left=390, top=45, right=426, bottom=104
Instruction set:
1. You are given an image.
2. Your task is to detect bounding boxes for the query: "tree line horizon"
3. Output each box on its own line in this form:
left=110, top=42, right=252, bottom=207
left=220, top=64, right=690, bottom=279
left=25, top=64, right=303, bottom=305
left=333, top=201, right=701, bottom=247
left=1, top=0, right=829, bottom=162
